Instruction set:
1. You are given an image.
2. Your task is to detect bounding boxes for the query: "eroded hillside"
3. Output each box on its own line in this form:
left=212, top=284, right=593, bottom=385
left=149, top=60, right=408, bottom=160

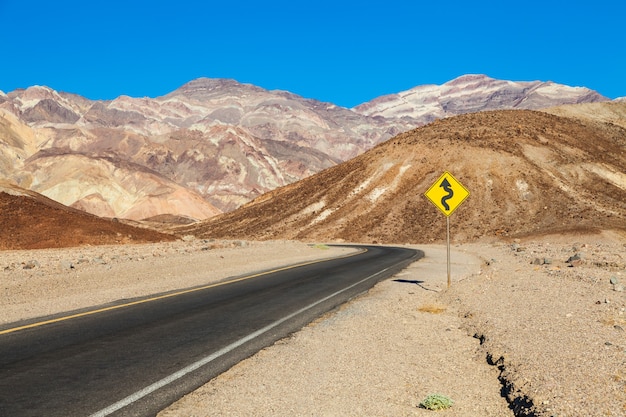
left=0, top=76, right=606, bottom=221
left=179, top=108, right=626, bottom=243
left=0, top=182, right=175, bottom=250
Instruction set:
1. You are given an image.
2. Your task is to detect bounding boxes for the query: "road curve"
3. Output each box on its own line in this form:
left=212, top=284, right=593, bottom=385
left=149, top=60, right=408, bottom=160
left=0, top=245, right=421, bottom=417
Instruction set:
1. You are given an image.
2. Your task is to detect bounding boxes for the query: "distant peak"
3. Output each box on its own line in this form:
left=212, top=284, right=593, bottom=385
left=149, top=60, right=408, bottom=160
left=443, top=74, right=498, bottom=87
left=448, top=74, right=493, bottom=83
left=167, top=78, right=265, bottom=100
left=181, top=78, right=244, bottom=89
left=17, top=85, right=64, bottom=103
left=25, top=85, right=55, bottom=93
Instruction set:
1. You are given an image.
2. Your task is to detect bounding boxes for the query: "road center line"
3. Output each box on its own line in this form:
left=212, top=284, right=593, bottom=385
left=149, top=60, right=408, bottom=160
left=0, top=249, right=363, bottom=336
left=89, top=265, right=390, bottom=417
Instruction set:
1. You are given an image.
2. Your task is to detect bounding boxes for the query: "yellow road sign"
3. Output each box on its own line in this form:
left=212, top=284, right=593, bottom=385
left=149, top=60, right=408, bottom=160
left=424, top=171, right=470, bottom=216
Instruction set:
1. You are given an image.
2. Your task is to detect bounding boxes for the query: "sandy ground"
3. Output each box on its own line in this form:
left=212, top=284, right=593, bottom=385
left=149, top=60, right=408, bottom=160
left=1, top=235, right=625, bottom=416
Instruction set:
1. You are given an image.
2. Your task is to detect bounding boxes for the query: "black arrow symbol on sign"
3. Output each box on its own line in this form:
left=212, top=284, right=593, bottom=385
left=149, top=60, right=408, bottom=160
left=440, top=178, right=454, bottom=211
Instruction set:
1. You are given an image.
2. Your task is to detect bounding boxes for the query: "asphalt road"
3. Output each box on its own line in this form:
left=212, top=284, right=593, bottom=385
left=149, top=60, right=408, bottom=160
left=0, top=245, right=421, bottom=417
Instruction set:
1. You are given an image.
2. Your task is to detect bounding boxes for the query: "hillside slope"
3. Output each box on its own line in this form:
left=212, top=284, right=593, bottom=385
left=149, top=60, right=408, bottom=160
left=0, top=75, right=607, bottom=219
left=179, top=108, right=626, bottom=243
left=0, top=182, right=175, bottom=250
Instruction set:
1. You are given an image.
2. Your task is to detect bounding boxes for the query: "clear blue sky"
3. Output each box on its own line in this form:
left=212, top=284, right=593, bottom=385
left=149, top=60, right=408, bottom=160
left=1, top=0, right=625, bottom=108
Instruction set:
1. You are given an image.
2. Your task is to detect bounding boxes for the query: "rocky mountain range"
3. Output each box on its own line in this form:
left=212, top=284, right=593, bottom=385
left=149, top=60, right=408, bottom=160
left=179, top=104, right=626, bottom=243
left=354, top=74, right=607, bottom=123
left=0, top=74, right=610, bottom=221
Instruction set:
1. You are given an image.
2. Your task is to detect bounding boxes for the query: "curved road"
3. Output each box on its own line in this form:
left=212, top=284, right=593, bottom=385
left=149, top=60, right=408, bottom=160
left=0, top=245, right=421, bottom=417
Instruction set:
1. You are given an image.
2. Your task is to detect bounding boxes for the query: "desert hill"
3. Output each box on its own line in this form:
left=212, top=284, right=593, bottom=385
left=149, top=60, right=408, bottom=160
left=0, top=75, right=607, bottom=221
left=545, top=100, right=626, bottom=130
left=0, top=182, right=175, bottom=250
left=178, top=107, right=626, bottom=243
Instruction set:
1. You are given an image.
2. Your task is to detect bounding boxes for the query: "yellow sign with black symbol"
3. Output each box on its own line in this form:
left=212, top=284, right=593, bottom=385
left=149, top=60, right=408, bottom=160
left=424, top=171, right=470, bottom=216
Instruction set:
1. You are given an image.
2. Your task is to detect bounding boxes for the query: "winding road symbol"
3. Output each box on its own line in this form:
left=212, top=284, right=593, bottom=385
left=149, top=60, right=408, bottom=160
left=424, top=171, right=470, bottom=217
left=439, top=178, right=454, bottom=211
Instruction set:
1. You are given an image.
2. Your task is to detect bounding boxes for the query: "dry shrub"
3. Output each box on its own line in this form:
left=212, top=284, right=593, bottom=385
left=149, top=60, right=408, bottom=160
left=418, top=303, right=447, bottom=314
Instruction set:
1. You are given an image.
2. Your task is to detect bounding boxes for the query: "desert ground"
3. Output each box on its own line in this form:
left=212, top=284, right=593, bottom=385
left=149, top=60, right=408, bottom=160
left=2, top=232, right=624, bottom=416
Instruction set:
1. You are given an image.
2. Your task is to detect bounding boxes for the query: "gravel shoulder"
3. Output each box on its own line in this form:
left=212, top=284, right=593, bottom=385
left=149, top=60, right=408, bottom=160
left=2, top=234, right=625, bottom=416
left=1, top=240, right=354, bottom=325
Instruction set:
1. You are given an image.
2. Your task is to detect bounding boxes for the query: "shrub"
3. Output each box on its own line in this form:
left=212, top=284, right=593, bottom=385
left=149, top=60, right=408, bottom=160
left=419, top=393, right=454, bottom=410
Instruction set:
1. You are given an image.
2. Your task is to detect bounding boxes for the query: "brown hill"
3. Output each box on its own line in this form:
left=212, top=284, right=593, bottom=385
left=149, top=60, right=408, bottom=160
left=0, top=182, right=175, bottom=250
left=1, top=76, right=606, bottom=220
left=178, top=108, right=626, bottom=243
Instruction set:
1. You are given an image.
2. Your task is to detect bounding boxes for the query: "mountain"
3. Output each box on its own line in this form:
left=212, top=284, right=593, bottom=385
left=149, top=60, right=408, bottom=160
left=177, top=106, right=626, bottom=243
left=353, top=74, right=609, bottom=124
left=0, top=80, right=402, bottom=217
left=0, top=108, right=222, bottom=221
left=0, top=75, right=610, bottom=221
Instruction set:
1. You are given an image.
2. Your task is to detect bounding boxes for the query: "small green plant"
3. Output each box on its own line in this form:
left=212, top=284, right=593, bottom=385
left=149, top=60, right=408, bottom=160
left=419, top=393, right=454, bottom=410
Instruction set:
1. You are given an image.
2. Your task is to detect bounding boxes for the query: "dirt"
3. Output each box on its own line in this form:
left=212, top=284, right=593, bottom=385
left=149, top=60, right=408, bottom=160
left=180, top=109, right=626, bottom=244
left=0, top=184, right=175, bottom=250
left=2, top=233, right=624, bottom=416
left=1, top=106, right=625, bottom=415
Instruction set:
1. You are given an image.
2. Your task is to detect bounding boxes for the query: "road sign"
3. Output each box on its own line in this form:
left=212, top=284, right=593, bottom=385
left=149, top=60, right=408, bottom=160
left=424, top=171, right=470, bottom=217
left=424, top=171, right=470, bottom=289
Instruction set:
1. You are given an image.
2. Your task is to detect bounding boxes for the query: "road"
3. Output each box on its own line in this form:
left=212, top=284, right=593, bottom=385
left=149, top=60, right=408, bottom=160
left=0, top=245, right=421, bottom=417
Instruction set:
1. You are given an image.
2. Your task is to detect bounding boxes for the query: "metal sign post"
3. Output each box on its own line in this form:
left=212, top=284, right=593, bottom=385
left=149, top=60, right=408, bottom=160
left=424, top=171, right=470, bottom=288
left=446, top=216, right=451, bottom=288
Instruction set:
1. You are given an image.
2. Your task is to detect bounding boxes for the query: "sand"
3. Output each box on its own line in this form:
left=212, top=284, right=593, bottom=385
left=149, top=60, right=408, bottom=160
left=1, top=235, right=625, bottom=416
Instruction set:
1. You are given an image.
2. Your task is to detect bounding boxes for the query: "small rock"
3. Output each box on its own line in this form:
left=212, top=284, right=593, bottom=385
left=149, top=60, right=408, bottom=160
left=610, top=276, right=620, bottom=285
left=543, top=258, right=552, bottom=265
left=614, top=284, right=625, bottom=292
left=511, top=243, right=520, bottom=251
left=566, top=253, right=583, bottom=267
left=531, top=258, right=543, bottom=265
left=567, top=253, right=582, bottom=262
left=23, top=260, right=40, bottom=270
left=614, top=325, right=624, bottom=332
left=60, top=260, right=75, bottom=270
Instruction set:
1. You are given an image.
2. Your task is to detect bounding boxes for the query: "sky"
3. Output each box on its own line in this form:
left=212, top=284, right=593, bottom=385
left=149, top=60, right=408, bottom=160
left=1, top=0, right=625, bottom=108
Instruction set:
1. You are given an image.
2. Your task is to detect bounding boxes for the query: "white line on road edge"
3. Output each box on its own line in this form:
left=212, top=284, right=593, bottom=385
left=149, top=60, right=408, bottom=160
left=89, top=266, right=391, bottom=417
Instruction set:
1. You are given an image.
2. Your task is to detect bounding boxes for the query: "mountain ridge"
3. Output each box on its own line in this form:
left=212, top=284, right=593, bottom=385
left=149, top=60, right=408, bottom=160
left=353, top=74, right=608, bottom=124
left=0, top=75, right=612, bottom=222
left=178, top=107, right=626, bottom=243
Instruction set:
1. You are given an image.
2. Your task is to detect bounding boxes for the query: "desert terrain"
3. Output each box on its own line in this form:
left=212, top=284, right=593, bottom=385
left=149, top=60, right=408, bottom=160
left=2, top=232, right=624, bottom=416
left=1, top=101, right=625, bottom=416
left=180, top=107, right=626, bottom=243
left=0, top=75, right=607, bottom=220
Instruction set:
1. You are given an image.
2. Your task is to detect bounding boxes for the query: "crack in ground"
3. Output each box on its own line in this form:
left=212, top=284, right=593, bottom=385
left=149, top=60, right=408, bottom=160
left=474, top=333, right=540, bottom=417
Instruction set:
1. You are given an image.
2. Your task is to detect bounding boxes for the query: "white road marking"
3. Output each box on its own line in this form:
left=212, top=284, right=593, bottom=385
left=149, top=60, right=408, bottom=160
left=89, top=266, right=390, bottom=417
